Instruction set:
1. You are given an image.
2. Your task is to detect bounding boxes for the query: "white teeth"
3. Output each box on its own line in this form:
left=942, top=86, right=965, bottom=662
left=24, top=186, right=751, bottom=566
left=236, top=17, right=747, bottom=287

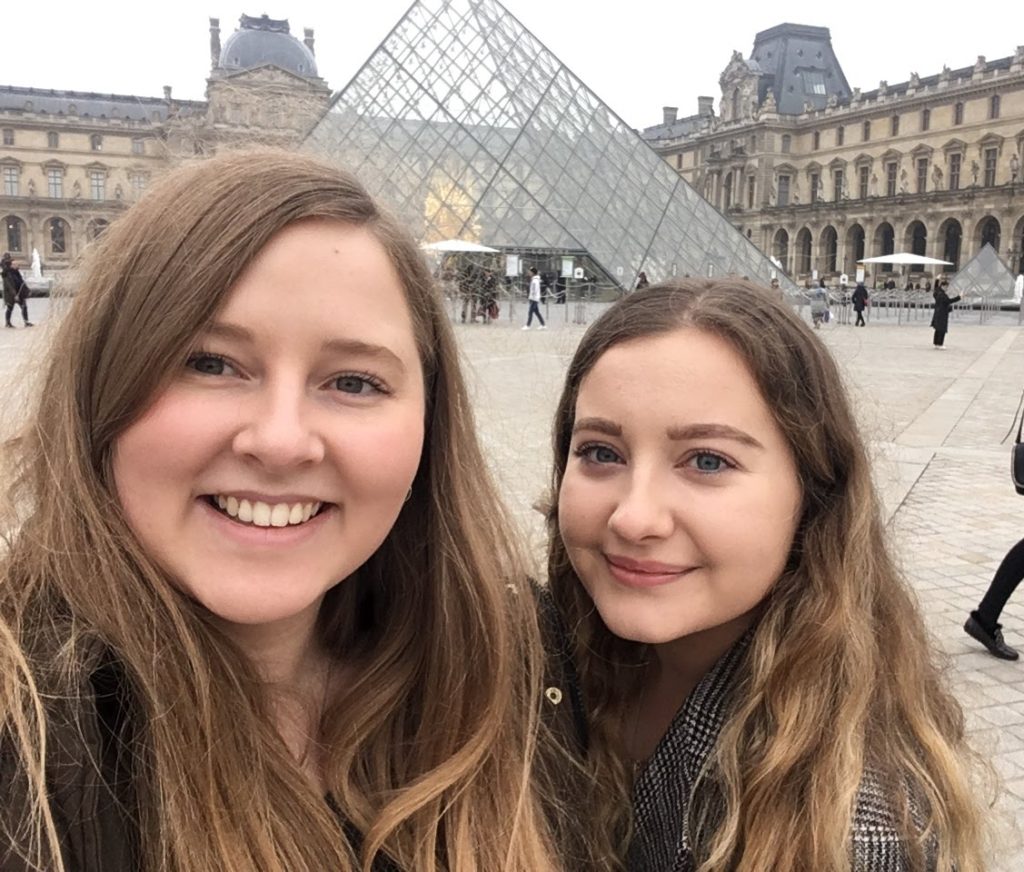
left=252, top=502, right=272, bottom=527
left=214, top=495, right=321, bottom=529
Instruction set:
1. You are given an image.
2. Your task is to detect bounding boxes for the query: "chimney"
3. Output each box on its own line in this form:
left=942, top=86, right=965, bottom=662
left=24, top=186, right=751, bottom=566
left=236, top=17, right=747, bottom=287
left=697, top=96, right=714, bottom=117
left=304, top=27, right=315, bottom=55
left=662, top=106, right=678, bottom=125
left=163, top=85, right=172, bottom=102
left=209, top=18, right=221, bottom=70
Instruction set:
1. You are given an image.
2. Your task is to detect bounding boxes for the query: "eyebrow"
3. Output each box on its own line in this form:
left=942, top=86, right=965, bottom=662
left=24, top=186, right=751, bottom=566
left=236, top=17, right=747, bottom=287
left=572, top=416, right=764, bottom=450
left=203, top=322, right=407, bottom=371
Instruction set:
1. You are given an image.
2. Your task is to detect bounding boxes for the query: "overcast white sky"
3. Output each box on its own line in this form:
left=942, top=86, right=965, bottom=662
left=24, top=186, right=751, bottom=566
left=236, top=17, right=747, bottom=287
left=1, top=1, right=1016, bottom=130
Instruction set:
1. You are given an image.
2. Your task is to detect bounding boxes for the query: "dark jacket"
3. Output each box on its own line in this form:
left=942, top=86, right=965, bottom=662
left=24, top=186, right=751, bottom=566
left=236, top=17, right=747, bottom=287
left=628, top=632, right=930, bottom=872
left=0, top=263, right=27, bottom=308
left=0, top=649, right=401, bottom=872
left=852, top=283, right=870, bottom=312
left=931, top=287, right=961, bottom=333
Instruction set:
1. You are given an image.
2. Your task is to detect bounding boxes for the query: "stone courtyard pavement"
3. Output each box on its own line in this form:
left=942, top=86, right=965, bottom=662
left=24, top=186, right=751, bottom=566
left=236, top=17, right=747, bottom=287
left=9, top=296, right=1024, bottom=866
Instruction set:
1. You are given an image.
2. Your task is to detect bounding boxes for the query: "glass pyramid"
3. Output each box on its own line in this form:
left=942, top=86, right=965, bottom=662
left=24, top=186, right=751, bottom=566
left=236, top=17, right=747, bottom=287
left=949, top=243, right=1016, bottom=299
left=304, top=0, right=792, bottom=292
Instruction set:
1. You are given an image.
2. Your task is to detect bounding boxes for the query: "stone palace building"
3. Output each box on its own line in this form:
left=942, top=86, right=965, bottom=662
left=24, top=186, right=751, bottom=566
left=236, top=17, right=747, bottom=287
left=642, top=23, right=1024, bottom=282
left=0, top=14, right=330, bottom=270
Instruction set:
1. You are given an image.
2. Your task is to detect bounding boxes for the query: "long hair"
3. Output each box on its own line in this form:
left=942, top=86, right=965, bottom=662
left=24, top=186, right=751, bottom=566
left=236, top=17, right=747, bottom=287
left=0, top=150, right=558, bottom=872
left=546, top=280, right=988, bottom=871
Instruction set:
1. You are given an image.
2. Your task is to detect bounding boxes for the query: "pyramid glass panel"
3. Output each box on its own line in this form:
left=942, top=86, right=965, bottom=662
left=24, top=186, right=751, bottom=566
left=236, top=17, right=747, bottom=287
left=305, top=0, right=792, bottom=290
left=949, top=243, right=1016, bottom=298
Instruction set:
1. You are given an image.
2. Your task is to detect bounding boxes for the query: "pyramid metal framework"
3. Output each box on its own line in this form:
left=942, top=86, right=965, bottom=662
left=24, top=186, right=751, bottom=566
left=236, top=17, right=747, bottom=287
left=304, top=0, right=791, bottom=291
left=949, top=243, right=1016, bottom=298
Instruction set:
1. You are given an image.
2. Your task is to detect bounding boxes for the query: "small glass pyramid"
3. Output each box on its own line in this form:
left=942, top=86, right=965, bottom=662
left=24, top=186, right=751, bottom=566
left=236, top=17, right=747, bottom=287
left=305, top=0, right=792, bottom=292
left=949, top=243, right=1016, bottom=299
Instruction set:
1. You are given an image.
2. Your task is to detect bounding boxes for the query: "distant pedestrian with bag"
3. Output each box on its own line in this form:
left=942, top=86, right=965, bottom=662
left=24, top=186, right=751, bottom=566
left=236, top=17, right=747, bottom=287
left=852, top=281, right=869, bottom=327
left=523, top=267, right=546, bottom=330
left=931, top=281, right=960, bottom=348
left=808, top=281, right=829, bottom=329
left=0, top=253, right=33, bottom=328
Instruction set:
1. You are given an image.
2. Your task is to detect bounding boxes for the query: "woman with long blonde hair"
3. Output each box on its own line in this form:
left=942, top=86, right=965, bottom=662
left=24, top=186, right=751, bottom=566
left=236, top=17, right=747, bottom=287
left=0, top=150, right=560, bottom=872
left=546, top=280, right=989, bottom=871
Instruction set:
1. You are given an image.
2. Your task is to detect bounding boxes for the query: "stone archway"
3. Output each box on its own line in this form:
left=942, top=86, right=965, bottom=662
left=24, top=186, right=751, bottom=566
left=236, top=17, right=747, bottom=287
left=904, top=219, right=927, bottom=257
left=820, top=225, right=838, bottom=274
left=844, top=223, right=865, bottom=275
left=938, top=218, right=963, bottom=270
left=796, top=226, right=813, bottom=275
left=773, top=228, right=790, bottom=274
left=874, top=221, right=895, bottom=271
left=975, top=215, right=1001, bottom=254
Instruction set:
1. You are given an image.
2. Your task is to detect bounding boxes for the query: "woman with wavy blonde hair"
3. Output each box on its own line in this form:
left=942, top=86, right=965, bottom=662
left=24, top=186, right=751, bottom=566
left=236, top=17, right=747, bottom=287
left=0, top=150, right=561, bottom=872
left=546, top=280, right=989, bottom=871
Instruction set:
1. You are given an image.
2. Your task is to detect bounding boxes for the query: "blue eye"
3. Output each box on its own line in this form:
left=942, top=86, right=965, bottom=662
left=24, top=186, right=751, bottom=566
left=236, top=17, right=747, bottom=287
left=689, top=452, right=730, bottom=473
left=186, top=352, right=233, bottom=376
left=331, top=374, right=385, bottom=395
left=574, top=443, right=623, bottom=465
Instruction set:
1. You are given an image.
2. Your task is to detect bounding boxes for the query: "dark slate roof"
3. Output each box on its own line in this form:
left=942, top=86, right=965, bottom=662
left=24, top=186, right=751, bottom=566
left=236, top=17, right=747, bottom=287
left=855, top=55, right=1015, bottom=103
left=749, top=23, right=851, bottom=115
left=220, top=15, right=318, bottom=78
left=0, top=85, right=175, bottom=121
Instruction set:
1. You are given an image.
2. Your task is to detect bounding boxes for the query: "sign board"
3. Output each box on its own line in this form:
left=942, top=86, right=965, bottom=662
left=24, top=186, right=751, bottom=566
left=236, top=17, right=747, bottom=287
left=840, top=273, right=849, bottom=285
left=855, top=267, right=865, bottom=283
left=505, top=254, right=520, bottom=277
left=573, top=267, right=584, bottom=279
left=561, top=257, right=574, bottom=278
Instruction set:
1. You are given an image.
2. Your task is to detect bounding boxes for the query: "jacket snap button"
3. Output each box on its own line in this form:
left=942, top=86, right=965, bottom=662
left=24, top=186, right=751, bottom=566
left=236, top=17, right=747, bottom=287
left=545, top=686, right=563, bottom=705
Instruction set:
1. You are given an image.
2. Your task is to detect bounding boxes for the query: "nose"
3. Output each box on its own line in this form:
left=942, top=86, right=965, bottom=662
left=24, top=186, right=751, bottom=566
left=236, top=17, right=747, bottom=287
left=231, top=381, right=325, bottom=469
left=606, top=469, right=675, bottom=543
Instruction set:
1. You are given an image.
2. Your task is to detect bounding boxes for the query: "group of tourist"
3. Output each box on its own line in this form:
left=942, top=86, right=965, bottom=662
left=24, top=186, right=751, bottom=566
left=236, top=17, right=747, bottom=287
left=0, top=151, right=993, bottom=871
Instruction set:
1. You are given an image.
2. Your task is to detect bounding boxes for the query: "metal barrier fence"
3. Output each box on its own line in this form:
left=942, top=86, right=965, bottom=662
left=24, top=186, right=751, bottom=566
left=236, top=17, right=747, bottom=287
left=792, top=288, right=1023, bottom=326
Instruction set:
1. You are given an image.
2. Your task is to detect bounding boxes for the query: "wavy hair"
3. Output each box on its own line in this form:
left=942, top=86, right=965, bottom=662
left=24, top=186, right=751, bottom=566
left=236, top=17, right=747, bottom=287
left=0, top=150, right=559, bottom=872
left=546, top=280, right=989, bottom=871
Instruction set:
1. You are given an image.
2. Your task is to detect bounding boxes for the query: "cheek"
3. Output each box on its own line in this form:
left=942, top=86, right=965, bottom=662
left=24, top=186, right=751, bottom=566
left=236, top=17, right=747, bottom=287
left=339, top=410, right=425, bottom=493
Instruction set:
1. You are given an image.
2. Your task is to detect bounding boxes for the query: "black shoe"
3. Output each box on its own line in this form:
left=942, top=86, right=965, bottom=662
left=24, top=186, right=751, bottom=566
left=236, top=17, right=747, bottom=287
left=4, top=323, right=12, bottom=329
left=23, top=321, right=32, bottom=327
left=964, top=616, right=1019, bottom=660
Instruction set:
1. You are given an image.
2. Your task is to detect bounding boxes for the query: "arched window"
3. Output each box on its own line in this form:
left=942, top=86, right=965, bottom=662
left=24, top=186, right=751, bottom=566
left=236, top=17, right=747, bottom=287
left=3, top=215, right=25, bottom=253
left=979, top=216, right=1001, bottom=252
left=796, top=227, right=813, bottom=274
left=941, top=220, right=962, bottom=270
left=47, top=217, right=69, bottom=255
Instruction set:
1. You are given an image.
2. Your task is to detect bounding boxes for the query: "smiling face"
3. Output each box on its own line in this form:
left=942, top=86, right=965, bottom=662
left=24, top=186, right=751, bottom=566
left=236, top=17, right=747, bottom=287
left=558, top=327, right=802, bottom=647
left=112, top=220, right=426, bottom=633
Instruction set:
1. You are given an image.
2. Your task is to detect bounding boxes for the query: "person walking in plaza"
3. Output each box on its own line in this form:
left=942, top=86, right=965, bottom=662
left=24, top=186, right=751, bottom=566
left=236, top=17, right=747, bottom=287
left=524, top=267, right=546, bottom=330
left=852, top=281, right=869, bottom=326
left=0, top=253, right=33, bottom=328
left=931, top=280, right=961, bottom=348
left=808, top=280, right=829, bottom=329
left=635, top=271, right=649, bottom=291
left=964, top=543, right=1024, bottom=660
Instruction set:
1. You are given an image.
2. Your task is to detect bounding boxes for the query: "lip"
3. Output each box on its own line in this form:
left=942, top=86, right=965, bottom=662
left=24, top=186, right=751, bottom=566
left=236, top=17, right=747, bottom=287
left=199, top=497, right=334, bottom=548
left=203, top=490, right=328, bottom=504
left=604, top=553, right=693, bottom=589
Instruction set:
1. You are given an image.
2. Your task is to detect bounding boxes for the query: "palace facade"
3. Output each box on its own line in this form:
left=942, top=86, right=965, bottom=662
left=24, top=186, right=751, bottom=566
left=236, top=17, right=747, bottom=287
left=0, top=14, right=331, bottom=271
left=642, top=24, right=1024, bottom=281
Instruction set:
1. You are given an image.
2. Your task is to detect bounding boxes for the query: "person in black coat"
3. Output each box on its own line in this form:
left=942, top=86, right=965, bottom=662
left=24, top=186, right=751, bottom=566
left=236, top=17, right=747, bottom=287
left=0, top=253, right=33, bottom=328
left=930, top=281, right=960, bottom=347
left=851, top=282, right=869, bottom=326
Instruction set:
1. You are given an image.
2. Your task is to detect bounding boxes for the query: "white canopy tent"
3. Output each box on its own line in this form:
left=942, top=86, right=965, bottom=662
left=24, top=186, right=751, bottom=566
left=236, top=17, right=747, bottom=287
left=859, top=253, right=953, bottom=267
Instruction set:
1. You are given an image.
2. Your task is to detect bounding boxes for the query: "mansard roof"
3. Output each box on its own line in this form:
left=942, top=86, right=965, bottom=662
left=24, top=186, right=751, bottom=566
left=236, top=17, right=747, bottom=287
left=749, top=23, right=851, bottom=115
left=0, top=85, right=199, bottom=122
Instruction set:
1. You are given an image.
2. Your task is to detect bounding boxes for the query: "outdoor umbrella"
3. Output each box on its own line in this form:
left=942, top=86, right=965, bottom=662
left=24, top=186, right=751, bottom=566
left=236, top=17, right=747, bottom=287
left=859, top=253, right=952, bottom=266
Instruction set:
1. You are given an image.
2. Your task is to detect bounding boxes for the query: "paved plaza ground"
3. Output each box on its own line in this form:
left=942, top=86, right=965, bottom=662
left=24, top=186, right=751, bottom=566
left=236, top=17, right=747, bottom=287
left=7, top=295, right=1024, bottom=865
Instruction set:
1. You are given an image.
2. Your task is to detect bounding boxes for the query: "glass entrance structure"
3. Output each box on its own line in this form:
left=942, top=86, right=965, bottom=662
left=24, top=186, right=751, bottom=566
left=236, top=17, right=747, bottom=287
left=306, top=0, right=790, bottom=292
